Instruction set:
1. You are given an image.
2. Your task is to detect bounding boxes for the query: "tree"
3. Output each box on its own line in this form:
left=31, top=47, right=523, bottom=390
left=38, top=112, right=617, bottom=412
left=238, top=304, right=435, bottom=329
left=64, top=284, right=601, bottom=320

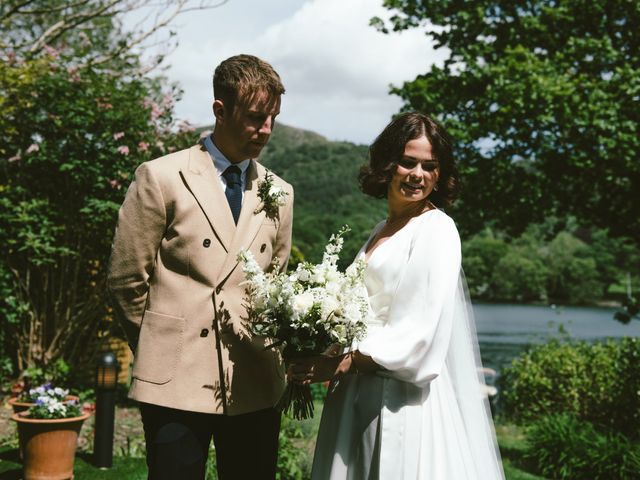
left=544, top=232, right=603, bottom=303
left=373, top=0, right=640, bottom=241
left=1, top=0, right=228, bottom=72
left=462, top=229, right=509, bottom=298
left=0, top=2, right=207, bottom=375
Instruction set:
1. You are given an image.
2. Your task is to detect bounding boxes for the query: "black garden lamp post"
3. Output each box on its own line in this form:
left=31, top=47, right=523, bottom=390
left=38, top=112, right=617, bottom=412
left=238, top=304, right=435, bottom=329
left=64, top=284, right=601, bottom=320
left=94, top=352, right=118, bottom=468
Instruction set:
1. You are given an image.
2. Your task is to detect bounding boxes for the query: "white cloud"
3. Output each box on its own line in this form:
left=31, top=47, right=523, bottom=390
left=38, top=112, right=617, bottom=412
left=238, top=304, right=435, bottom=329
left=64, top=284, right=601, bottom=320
left=163, top=0, right=447, bottom=144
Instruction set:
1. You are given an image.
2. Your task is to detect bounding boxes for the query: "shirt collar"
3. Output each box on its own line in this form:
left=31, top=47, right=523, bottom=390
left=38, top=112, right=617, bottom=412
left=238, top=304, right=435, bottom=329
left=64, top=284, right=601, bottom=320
left=203, top=135, right=251, bottom=177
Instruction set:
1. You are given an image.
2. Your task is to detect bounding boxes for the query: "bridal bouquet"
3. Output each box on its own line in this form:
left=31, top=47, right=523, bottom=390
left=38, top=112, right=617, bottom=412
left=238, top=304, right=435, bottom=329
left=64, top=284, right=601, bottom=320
left=238, top=226, right=369, bottom=419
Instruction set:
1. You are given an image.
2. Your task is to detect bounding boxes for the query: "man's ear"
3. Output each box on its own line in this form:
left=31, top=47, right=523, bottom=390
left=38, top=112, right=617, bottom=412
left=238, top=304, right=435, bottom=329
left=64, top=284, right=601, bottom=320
left=213, top=99, right=225, bottom=123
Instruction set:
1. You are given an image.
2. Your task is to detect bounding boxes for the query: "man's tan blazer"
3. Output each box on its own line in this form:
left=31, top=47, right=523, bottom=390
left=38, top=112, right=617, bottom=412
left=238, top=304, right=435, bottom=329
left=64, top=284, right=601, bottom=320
left=107, top=144, right=293, bottom=415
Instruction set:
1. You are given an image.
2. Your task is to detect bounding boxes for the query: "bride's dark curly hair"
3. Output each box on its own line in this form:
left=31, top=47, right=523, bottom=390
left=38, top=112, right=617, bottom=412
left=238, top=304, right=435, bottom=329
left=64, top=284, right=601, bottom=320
left=359, top=112, right=460, bottom=208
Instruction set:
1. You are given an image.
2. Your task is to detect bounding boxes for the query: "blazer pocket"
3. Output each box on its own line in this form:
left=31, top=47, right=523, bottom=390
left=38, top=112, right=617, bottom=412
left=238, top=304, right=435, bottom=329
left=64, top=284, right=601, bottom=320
left=132, top=310, right=185, bottom=385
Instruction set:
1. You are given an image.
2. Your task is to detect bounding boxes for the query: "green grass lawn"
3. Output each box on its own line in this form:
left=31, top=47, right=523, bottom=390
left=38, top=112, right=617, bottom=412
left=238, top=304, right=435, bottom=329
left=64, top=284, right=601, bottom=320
left=496, top=422, right=547, bottom=480
left=0, top=447, right=147, bottom=479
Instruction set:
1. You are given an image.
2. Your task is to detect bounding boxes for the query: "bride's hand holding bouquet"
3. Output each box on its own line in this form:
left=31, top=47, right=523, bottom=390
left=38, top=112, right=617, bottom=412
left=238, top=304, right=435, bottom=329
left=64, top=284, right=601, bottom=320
left=238, top=226, right=368, bottom=419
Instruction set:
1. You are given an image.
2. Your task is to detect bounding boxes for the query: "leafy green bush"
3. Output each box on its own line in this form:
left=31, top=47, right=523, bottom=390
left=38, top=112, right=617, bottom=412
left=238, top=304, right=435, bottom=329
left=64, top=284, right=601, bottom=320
left=461, top=224, right=637, bottom=305
left=490, top=251, right=548, bottom=302
left=500, top=338, right=640, bottom=438
left=462, top=230, right=509, bottom=298
left=525, top=414, right=640, bottom=480
left=0, top=52, right=195, bottom=376
left=277, top=415, right=308, bottom=480
left=20, top=359, right=71, bottom=389
left=545, top=232, right=603, bottom=304
left=310, top=382, right=328, bottom=402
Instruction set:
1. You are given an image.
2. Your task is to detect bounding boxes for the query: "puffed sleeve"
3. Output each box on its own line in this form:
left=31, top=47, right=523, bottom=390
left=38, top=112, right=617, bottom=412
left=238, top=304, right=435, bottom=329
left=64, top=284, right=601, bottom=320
left=357, top=212, right=461, bottom=387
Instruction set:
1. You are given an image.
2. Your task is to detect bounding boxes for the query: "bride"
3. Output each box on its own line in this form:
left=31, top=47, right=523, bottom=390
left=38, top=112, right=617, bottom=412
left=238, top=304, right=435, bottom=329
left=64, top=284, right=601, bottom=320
left=289, top=112, right=505, bottom=479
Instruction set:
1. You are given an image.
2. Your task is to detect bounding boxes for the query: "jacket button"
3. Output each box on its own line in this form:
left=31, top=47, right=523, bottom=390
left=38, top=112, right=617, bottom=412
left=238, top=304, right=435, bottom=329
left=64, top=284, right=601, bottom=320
left=203, top=239, right=211, bottom=248
left=200, top=329, right=209, bottom=337
left=260, top=243, right=267, bottom=253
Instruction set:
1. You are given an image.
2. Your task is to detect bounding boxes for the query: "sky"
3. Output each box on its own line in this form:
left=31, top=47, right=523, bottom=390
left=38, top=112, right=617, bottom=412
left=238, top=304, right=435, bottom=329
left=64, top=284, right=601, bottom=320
left=135, top=0, right=446, bottom=145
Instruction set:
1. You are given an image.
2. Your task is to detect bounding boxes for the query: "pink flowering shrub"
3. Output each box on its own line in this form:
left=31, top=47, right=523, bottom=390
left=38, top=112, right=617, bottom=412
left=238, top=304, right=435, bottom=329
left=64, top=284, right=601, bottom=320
left=0, top=55, right=198, bottom=373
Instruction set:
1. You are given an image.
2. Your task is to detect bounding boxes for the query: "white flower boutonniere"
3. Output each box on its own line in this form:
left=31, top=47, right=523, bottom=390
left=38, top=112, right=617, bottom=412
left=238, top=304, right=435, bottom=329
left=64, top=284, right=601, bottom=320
left=255, top=171, right=288, bottom=220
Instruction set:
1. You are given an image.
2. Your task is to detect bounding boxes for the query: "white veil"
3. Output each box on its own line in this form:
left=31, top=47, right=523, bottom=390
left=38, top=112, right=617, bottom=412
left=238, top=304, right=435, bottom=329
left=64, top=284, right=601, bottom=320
left=446, top=270, right=505, bottom=478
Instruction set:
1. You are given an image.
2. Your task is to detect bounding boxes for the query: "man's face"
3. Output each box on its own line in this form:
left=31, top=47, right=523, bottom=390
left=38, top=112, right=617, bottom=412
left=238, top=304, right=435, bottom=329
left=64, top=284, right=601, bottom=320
left=213, top=89, right=281, bottom=163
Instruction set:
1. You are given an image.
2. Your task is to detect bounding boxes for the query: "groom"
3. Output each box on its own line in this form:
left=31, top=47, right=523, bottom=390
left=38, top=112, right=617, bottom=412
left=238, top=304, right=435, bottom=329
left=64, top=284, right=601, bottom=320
left=107, top=54, right=294, bottom=479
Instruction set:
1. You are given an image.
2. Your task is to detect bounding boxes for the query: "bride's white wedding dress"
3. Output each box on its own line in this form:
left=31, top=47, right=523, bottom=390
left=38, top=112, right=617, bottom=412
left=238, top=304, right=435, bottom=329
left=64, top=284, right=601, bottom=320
left=311, top=209, right=504, bottom=479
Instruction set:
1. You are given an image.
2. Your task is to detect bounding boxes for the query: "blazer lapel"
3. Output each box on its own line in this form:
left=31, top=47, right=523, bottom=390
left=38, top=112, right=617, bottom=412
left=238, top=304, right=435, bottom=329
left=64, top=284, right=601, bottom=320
left=180, top=145, right=235, bottom=251
left=216, top=160, right=267, bottom=285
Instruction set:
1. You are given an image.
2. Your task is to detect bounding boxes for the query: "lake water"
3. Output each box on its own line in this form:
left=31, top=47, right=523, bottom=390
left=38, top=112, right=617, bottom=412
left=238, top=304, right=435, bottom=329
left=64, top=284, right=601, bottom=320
left=474, top=303, right=640, bottom=373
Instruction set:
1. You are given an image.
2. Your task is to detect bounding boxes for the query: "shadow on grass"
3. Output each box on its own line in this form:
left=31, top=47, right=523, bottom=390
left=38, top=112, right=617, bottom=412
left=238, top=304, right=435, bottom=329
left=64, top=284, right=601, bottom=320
left=0, top=447, right=22, bottom=479
left=76, top=450, right=94, bottom=464
left=500, top=443, right=538, bottom=475
left=495, top=422, right=546, bottom=480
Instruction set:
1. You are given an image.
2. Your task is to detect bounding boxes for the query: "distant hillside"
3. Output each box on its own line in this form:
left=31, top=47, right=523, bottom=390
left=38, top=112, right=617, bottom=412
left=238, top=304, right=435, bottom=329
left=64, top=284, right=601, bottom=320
left=260, top=124, right=386, bottom=266
left=193, top=123, right=386, bottom=265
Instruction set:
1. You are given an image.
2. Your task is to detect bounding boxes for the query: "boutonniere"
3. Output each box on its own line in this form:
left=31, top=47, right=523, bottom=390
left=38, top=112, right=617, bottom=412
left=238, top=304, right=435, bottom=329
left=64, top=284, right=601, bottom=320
left=255, top=171, right=288, bottom=220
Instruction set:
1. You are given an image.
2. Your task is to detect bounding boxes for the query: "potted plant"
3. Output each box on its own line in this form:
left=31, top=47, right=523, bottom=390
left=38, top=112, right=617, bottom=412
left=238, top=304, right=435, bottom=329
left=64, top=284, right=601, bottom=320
left=8, top=383, right=79, bottom=414
left=12, top=388, right=90, bottom=480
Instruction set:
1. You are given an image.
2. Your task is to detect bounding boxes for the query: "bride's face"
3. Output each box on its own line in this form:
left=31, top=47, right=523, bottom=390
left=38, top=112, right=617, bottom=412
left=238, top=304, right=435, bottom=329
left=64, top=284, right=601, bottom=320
left=388, top=135, right=439, bottom=206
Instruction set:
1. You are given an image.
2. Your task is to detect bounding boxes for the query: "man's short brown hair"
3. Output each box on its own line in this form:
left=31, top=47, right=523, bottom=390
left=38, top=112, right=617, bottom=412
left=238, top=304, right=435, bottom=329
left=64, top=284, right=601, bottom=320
left=213, top=54, right=285, bottom=112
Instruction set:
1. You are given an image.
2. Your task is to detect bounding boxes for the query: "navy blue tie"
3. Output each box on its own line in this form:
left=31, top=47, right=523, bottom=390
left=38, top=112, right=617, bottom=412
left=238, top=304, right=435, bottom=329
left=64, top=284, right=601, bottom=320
left=223, top=165, right=242, bottom=224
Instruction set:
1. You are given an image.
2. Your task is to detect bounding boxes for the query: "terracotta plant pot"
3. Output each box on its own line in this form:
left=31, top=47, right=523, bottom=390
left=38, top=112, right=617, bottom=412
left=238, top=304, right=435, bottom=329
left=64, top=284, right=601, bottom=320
left=8, top=395, right=80, bottom=414
left=7, top=397, right=35, bottom=414
left=12, top=411, right=91, bottom=480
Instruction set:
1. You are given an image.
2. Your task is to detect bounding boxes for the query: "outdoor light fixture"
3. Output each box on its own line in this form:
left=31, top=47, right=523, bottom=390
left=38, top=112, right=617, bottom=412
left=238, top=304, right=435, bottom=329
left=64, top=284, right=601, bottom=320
left=95, top=352, right=118, bottom=390
left=94, top=352, right=118, bottom=469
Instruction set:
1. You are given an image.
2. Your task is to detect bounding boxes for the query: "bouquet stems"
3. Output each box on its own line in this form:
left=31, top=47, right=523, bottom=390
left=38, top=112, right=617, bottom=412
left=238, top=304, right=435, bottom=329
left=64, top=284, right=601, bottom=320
left=276, top=382, right=314, bottom=420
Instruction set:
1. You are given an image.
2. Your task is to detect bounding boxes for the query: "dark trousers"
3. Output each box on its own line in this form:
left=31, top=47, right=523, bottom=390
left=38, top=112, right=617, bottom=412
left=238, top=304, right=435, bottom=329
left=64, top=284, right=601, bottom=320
left=140, top=403, right=281, bottom=480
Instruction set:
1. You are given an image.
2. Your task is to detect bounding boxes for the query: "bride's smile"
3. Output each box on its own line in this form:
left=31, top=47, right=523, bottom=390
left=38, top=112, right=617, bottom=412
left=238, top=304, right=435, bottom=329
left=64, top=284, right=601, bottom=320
left=388, top=135, right=440, bottom=207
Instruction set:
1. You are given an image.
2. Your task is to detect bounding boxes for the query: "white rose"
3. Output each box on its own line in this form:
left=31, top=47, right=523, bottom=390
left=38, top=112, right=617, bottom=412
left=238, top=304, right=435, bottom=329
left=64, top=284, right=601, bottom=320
left=343, top=302, right=361, bottom=323
left=296, top=269, right=310, bottom=282
left=311, top=271, right=324, bottom=284
left=292, top=291, right=315, bottom=316
left=325, top=269, right=341, bottom=284
left=325, top=279, right=341, bottom=295
left=321, top=294, right=340, bottom=317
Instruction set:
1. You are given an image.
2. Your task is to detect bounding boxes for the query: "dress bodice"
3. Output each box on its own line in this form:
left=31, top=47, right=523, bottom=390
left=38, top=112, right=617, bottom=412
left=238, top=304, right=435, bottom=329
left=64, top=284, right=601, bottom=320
left=361, top=213, right=428, bottom=329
